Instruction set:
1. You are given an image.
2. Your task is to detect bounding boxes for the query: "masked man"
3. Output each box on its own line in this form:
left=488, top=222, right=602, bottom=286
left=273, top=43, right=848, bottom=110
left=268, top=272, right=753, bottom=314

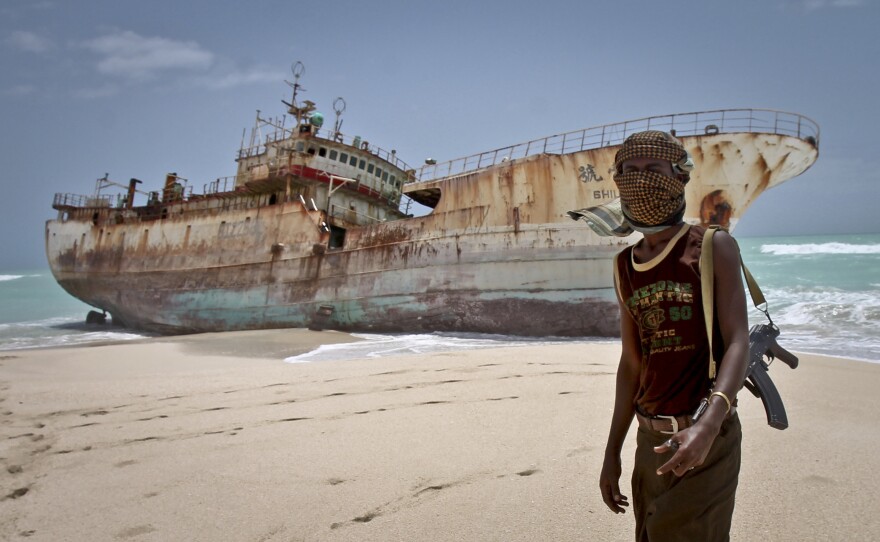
left=598, top=131, right=749, bottom=542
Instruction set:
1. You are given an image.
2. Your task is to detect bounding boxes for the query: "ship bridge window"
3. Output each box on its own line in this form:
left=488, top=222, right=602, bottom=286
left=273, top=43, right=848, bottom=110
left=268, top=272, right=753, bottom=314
left=367, top=164, right=374, bottom=174
left=382, top=171, right=389, bottom=182
left=375, top=167, right=382, bottom=178
left=295, top=141, right=305, bottom=152
left=307, top=147, right=316, bottom=155
left=339, top=152, right=348, bottom=163
left=358, top=159, right=366, bottom=170
left=349, top=156, right=357, bottom=166
left=329, top=150, right=338, bottom=160
left=319, top=147, right=327, bottom=157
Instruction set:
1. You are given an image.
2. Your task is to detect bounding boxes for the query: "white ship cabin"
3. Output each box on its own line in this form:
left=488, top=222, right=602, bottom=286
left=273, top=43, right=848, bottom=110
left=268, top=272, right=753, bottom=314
left=233, top=93, right=418, bottom=242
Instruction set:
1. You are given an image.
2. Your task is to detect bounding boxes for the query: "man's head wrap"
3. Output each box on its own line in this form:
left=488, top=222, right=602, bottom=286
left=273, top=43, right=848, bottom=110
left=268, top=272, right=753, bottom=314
left=612, top=131, right=694, bottom=228
left=613, top=130, right=694, bottom=180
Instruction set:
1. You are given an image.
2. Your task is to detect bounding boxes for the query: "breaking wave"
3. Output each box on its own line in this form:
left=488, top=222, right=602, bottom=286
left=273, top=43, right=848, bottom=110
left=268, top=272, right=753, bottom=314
left=0, top=315, right=150, bottom=351
left=761, top=242, right=880, bottom=256
left=748, top=286, right=880, bottom=363
left=285, top=332, right=603, bottom=363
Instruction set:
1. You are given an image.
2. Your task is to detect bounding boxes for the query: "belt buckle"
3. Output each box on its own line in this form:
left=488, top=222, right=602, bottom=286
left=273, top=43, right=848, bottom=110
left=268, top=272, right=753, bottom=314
left=655, top=414, right=678, bottom=435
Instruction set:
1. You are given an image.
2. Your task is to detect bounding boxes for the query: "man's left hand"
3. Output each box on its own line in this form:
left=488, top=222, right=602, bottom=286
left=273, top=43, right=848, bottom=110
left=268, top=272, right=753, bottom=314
left=653, top=424, right=718, bottom=477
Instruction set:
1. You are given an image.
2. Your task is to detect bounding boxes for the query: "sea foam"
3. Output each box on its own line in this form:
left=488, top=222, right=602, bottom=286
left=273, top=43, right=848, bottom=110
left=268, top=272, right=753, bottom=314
left=285, top=333, right=598, bottom=363
left=761, top=242, right=880, bottom=256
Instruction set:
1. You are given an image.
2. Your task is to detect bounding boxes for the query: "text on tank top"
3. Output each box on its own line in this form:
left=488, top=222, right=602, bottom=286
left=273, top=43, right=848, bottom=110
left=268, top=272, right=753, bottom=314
left=615, top=224, right=716, bottom=416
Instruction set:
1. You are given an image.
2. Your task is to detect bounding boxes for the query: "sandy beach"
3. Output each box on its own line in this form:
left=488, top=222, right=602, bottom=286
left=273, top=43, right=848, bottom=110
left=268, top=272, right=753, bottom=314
left=1, top=330, right=878, bottom=541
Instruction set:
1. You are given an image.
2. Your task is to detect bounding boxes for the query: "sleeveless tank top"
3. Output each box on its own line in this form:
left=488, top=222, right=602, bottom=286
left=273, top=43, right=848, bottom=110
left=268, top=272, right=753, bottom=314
left=614, top=224, right=717, bottom=417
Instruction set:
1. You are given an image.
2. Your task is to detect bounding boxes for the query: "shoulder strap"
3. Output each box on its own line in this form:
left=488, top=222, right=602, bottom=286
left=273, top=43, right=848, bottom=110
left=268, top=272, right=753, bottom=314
left=701, top=226, right=769, bottom=381
left=701, top=228, right=718, bottom=380
left=612, top=250, right=625, bottom=305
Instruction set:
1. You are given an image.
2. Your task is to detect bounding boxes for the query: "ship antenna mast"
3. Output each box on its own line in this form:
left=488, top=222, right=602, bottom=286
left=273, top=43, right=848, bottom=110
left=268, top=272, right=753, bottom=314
left=282, top=61, right=315, bottom=129
left=332, top=97, right=346, bottom=141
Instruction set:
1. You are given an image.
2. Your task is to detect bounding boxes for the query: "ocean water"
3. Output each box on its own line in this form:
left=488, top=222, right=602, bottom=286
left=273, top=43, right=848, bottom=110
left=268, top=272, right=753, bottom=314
left=737, top=233, right=880, bottom=363
left=0, top=272, right=151, bottom=350
left=3, top=232, right=878, bottom=362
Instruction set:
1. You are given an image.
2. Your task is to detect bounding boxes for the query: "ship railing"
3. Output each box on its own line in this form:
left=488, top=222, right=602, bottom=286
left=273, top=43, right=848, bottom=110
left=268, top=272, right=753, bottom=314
left=203, top=176, right=240, bottom=196
left=52, top=192, right=118, bottom=209
left=327, top=192, right=415, bottom=226
left=398, top=193, right=418, bottom=216
left=328, top=203, right=384, bottom=226
left=236, top=115, right=413, bottom=172
left=414, top=108, right=820, bottom=182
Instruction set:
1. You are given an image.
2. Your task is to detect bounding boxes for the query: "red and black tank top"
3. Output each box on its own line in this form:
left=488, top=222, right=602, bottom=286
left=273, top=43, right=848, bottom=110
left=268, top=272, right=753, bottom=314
left=614, top=224, right=717, bottom=417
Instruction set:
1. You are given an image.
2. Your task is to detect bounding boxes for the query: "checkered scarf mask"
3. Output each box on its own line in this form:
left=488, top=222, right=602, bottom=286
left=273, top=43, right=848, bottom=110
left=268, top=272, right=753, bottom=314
left=612, top=131, right=690, bottom=226
left=614, top=170, right=685, bottom=226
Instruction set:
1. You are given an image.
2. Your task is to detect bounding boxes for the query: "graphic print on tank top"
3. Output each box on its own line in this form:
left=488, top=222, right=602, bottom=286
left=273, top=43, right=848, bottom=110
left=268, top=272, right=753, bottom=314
left=615, top=225, right=712, bottom=416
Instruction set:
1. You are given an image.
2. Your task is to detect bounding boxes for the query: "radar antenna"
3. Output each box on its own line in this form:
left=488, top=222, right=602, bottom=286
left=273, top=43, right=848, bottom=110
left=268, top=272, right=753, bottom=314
left=291, top=61, right=305, bottom=80
left=332, top=97, right=346, bottom=141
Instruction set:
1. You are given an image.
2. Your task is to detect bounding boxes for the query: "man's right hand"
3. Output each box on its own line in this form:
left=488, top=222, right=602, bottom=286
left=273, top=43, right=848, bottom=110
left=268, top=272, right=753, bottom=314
left=599, top=454, right=629, bottom=513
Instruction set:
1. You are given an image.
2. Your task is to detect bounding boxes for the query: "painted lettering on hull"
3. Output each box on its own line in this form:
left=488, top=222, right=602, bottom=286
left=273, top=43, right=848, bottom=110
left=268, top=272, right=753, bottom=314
left=593, top=189, right=619, bottom=200
left=578, top=164, right=604, bottom=183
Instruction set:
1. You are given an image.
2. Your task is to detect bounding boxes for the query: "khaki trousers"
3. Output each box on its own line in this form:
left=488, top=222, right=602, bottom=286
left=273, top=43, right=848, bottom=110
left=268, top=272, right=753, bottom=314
left=632, top=414, right=742, bottom=542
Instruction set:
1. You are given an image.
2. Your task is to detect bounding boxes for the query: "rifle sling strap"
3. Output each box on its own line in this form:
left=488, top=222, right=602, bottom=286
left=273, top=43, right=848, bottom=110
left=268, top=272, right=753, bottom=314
left=701, top=226, right=766, bottom=381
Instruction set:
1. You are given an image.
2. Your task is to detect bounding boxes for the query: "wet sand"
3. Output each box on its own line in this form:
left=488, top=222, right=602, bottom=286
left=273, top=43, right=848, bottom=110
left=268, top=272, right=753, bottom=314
left=1, top=330, right=878, bottom=541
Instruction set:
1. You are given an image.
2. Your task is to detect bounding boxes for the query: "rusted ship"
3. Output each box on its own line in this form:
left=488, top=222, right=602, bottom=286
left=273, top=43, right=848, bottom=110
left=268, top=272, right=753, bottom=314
left=46, top=64, right=819, bottom=336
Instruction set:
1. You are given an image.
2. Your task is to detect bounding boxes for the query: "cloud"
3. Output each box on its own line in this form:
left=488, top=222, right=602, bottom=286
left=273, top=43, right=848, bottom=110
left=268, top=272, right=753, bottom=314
left=6, top=31, right=53, bottom=53
left=81, top=30, right=214, bottom=81
left=802, top=0, right=865, bottom=11
left=197, top=67, right=286, bottom=90
left=74, top=85, right=120, bottom=99
left=77, top=30, right=283, bottom=91
left=3, top=84, right=37, bottom=96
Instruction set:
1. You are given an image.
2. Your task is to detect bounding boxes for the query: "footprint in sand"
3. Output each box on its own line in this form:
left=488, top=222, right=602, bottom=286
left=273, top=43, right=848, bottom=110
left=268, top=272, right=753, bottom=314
left=3, top=486, right=30, bottom=500
left=116, top=525, right=156, bottom=538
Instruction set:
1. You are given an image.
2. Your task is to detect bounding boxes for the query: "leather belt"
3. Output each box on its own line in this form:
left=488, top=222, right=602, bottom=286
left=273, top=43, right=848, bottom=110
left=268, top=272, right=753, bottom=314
left=636, top=412, right=694, bottom=435
left=636, top=408, right=736, bottom=434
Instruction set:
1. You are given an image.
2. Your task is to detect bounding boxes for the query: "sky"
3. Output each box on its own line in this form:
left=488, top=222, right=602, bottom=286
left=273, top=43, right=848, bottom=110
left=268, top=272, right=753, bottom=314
left=1, top=0, right=878, bottom=270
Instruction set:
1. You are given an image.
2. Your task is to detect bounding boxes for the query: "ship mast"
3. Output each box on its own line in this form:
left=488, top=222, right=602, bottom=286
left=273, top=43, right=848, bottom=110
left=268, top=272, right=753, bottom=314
left=282, top=61, right=315, bottom=130
left=332, top=97, right=346, bottom=141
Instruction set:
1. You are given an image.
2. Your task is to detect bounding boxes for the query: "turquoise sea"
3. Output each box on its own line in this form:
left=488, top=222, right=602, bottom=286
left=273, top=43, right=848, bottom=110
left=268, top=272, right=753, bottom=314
left=2, top=232, right=878, bottom=362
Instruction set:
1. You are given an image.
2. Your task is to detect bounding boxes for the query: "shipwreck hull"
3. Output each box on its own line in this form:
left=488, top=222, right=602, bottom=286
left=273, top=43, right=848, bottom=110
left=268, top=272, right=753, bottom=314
left=48, top=201, right=623, bottom=336
left=46, top=113, right=819, bottom=337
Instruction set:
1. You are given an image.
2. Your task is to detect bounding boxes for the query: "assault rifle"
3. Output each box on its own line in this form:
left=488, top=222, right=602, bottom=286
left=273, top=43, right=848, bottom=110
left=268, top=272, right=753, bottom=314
left=743, top=323, right=799, bottom=430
